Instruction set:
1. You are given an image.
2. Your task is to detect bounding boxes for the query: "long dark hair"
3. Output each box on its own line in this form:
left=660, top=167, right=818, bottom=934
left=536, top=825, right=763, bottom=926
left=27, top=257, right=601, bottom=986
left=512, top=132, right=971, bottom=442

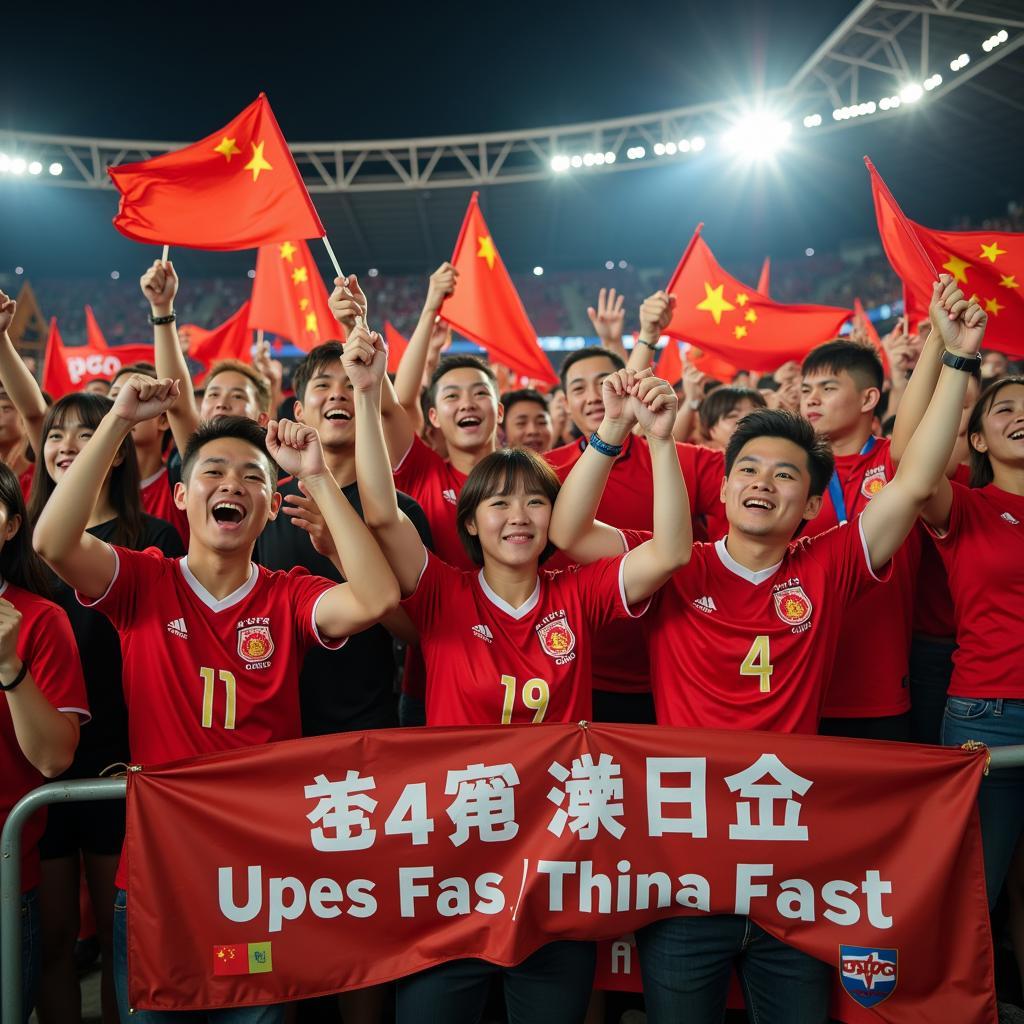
left=968, top=375, right=1024, bottom=488
left=27, top=393, right=145, bottom=549
left=0, top=462, right=52, bottom=597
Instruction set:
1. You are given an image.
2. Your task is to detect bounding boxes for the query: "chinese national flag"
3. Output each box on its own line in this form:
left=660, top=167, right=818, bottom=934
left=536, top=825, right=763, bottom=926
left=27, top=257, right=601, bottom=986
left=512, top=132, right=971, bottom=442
left=757, top=257, right=771, bottom=297
left=212, top=945, right=248, bottom=977
left=42, top=319, right=154, bottom=398
left=109, top=94, right=324, bottom=251
left=655, top=337, right=683, bottom=386
left=383, top=321, right=409, bottom=374
left=85, top=305, right=108, bottom=348
left=867, top=157, right=1024, bottom=356
left=853, top=297, right=890, bottom=376
left=439, top=193, right=556, bottom=386
left=248, top=240, right=340, bottom=353
left=662, top=225, right=851, bottom=372
left=179, top=301, right=253, bottom=372
left=687, top=344, right=740, bottom=382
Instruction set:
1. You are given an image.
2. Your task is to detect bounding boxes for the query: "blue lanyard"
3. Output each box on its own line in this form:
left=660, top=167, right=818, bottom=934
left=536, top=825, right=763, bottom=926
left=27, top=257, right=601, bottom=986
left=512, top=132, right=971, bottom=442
left=828, top=436, right=877, bottom=526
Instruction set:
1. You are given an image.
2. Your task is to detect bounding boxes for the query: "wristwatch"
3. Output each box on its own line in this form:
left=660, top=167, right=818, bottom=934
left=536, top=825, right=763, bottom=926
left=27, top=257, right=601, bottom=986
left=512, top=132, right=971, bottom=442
left=941, top=350, right=981, bottom=372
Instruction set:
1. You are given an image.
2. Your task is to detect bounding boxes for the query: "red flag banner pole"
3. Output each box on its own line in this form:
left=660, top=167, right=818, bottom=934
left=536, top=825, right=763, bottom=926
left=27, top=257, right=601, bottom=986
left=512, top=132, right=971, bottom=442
left=863, top=158, right=938, bottom=280
left=162, top=245, right=169, bottom=264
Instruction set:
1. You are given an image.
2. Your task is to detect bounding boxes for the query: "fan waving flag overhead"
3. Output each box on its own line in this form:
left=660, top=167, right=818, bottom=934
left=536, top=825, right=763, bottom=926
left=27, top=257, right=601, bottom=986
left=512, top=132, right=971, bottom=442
left=439, top=193, right=556, bottom=386
left=662, top=225, right=851, bottom=372
left=866, top=157, right=1024, bottom=356
left=109, top=94, right=324, bottom=250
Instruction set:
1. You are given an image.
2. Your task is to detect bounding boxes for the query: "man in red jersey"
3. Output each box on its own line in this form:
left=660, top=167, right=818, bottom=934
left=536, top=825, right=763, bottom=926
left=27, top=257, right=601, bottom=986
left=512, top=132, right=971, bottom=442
left=33, top=375, right=399, bottom=1024
left=799, top=339, right=920, bottom=739
left=549, top=276, right=988, bottom=1023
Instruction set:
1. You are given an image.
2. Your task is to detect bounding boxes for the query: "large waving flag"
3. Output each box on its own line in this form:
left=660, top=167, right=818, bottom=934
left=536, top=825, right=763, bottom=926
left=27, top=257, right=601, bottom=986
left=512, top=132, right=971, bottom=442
left=109, top=94, right=324, bottom=250
left=867, top=157, right=1024, bottom=355
left=439, top=193, right=556, bottom=386
left=248, top=239, right=339, bottom=352
left=662, top=225, right=851, bottom=371
left=179, top=301, right=253, bottom=372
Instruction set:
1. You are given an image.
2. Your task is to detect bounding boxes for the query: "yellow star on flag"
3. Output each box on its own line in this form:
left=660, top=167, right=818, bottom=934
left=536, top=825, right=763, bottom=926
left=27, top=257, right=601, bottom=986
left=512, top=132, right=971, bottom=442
left=299, top=297, right=310, bottom=310
left=243, top=140, right=273, bottom=182
left=305, top=313, right=318, bottom=333
left=985, top=297, right=1004, bottom=316
left=477, top=235, right=497, bottom=270
left=734, top=325, right=748, bottom=339
left=980, top=242, right=1007, bottom=263
left=214, top=137, right=241, bottom=162
left=942, top=255, right=971, bottom=284
left=279, top=242, right=298, bottom=262
left=744, top=310, right=757, bottom=323
left=735, top=293, right=749, bottom=307
left=291, top=266, right=308, bottom=285
left=696, top=283, right=736, bottom=325
left=999, top=274, right=1018, bottom=290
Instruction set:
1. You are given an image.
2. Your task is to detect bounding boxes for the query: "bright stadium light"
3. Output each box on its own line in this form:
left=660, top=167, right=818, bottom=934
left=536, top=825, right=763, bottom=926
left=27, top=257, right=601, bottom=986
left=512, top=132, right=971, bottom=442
left=0, top=154, right=9, bottom=172
left=15, top=266, right=24, bottom=275
left=653, top=142, right=666, bottom=155
left=583, top=152, right=596, bottom=166
left=550, top=155, right=570, bottom=173
left=951, top=53, right=970, bottom=71
left=570, top=155, right=583, bottom=168
left=690, top=136, right=705, bottom=151
left=10, top=157, right=26, bottom=175
left=626, top=146, right=646, bottom=160
left=28, top=161, right=42, bottom=175
left=803, top=114, right=822, bottom=128
left=604, top=151, right=616, bottom=163
left=533, top=266, right=544, bottom=276
left=49, top=161, right=63, bottom=176
left=604, top=260, right=615, bottom=269
left=899, top=83, right=923, bottom=103
left=664, top=141, right=677, bottom=155
left=722, top=113, right=792, bottom=160
left=924, top=74, right=942, bottom=91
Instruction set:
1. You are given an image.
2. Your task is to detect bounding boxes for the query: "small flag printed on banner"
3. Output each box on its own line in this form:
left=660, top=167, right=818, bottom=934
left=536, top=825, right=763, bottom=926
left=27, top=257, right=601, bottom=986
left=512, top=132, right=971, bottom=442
left=212, top=942, right=272, bottom=976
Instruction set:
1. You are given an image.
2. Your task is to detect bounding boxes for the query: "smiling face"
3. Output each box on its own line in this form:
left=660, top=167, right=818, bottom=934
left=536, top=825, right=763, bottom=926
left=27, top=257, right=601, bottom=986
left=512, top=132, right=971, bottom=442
left=428, top=367, right=500, bottom=453
left=465, top=481, right=553, bottom=569
left=564, top=354, right=619, bottom=436
left=176, top=436, right=281, bottom=555
left=800, top=368, right=878, bottom=441
left=503, top=399, right=554, bottom=453
left=722, top=435, right=821, bottom=540
left=200, top=370, right=265, bottom=423
left=294, top=358, right=354, bottom=448
left=971, top=382, right=1024, bottom=471
left=43, top=415, right=95, bottom=483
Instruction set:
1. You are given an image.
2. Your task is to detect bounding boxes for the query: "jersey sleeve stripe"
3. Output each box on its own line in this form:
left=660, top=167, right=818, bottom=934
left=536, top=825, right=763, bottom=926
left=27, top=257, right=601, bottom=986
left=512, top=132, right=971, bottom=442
left=618, top=552, right=653, bottom=619
left=310, top=588, right=350, bottom=652
left=858, top=515, right=891, bottom=583
left=58, top=706, right=92, bottom=724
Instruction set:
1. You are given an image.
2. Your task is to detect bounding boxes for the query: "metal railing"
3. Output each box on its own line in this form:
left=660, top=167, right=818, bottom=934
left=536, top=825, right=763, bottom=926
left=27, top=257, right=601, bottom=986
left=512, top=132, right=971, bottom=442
left=5, top=744, right=1024, bottom=1023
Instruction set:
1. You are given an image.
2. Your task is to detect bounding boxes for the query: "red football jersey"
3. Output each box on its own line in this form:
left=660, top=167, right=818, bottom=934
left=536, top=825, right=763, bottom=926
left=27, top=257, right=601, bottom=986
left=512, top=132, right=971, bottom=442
left=800, top=438, right=920, bottom=718
left=139, top=466, right=189, bottom=545
left=546, top=434, right=727, bottom=695
left=931, top=482, right=1024, bottom=698
left=393, top=435, right=473, bottom=570
left=18, top=464, right=33, bottom=504
left=645, top=518, right=886, bottom=734
left=0, top=582, right=89, bottom=890
left=401, top=551, right=645, bottom=726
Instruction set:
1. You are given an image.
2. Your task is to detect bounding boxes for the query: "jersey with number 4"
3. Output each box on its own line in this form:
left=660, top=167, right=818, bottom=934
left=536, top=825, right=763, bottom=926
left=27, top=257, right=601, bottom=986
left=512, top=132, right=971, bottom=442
left=645, top=518, right=886, bottom=734
left=401, top=551, right=646, bottom=726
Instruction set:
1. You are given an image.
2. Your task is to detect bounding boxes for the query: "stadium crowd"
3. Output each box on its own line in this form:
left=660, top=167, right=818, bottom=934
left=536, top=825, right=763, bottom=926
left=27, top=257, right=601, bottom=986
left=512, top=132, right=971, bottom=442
left=1, top=240, right=1023, bottom=1024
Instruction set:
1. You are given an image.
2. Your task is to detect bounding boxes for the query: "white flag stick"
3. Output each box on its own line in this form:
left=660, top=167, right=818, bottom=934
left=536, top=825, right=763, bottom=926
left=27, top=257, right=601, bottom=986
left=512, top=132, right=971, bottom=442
left=161, top=245, right=170, bottom=264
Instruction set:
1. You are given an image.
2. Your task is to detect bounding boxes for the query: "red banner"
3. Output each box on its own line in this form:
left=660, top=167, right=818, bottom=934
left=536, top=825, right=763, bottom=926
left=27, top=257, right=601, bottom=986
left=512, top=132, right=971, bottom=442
left=42, top=318, right=154, bottom=398
left=126, top=724, right=993, bottom=1022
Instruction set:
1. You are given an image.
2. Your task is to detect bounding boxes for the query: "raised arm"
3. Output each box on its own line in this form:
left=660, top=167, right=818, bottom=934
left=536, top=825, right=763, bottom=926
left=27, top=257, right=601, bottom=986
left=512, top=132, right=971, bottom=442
left=862, top=277, right=987, bottom=569
left=586, top=287, right=627, bottom=362
left=672, top=363, right=707, bottom=442
left=345, top=327, right=430, bottom=596
left=34, top=376, right=179, bottom=598
left=0, top=291, right=47, bottom=454
left=141, top=261, right=199, bottom=454
left=266, top=419, right=399, bottom=639
left=627, top=290, right=675, bottom=372
left=394, top=264, right=457, bottom=415
left=890, top=322, right=945, bottom=464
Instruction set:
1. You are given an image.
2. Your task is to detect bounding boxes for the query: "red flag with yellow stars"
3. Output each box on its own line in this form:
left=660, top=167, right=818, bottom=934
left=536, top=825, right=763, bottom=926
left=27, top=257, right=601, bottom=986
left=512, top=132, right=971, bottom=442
left=867, top=158, right=1024, bottom=356
left=439, top=193, right=556, bottom=386
left=655, top=337, right=683, bottom=387
left=109, top=95, right=324, bottom=250
left=179, top=301, right=253, bottom=374
left=248, top=239, right=340, bottom=353
left=383, top=321, right=409, bottom=374
left=662, top=226, right=851, bottom=371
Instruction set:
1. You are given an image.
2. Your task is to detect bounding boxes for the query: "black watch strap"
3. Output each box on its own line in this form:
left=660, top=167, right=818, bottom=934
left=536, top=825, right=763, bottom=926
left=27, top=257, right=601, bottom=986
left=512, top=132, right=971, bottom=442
left=0, top=661, right=28, bottom=692
left=941, top=350, right=981, bottom=372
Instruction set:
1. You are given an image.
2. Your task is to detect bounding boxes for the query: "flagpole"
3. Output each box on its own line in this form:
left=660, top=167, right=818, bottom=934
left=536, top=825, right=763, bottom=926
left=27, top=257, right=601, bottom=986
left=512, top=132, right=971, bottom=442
left=161, top=245, right=169, bottom=264
left=320, top=235, right=365, bottom=329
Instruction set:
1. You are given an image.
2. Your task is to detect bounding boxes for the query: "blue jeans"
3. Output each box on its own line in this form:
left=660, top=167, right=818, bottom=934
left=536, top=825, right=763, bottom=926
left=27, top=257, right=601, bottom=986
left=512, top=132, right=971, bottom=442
left=394, top=941, right=596, bottom=1024
left=113, top=889, right=284, bottom=1024
left=0, top=889, right=40, bottom=1023
left=636, top=914, right=831, bottom=1024
left=941, top=696, right=1024, bottom=909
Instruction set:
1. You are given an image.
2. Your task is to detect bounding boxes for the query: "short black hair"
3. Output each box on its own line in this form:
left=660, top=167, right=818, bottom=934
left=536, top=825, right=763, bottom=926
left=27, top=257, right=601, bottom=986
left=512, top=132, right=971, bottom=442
left=559, top=346, right=625, bottom=390
left=181, top=416, right=275, bottom=483
left=501, top=388, right=549, bottom=417
left=205, top=360, right=272, bottom=413
left=427, top=355, right=497, bottom=409
left=801, top=340, right=884, bottom=393
left=725, top=409, right=834, bottom=497
left=291, top=342, right=346, bottom=406
left=699, top=386, right=767, bottom=433
left=112, top=361, right=158, bottom=382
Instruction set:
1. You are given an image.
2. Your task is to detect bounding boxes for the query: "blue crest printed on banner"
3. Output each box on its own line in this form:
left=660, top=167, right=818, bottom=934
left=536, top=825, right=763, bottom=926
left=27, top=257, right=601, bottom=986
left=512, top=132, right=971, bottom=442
left=839, top=945, right=898, bottom=1007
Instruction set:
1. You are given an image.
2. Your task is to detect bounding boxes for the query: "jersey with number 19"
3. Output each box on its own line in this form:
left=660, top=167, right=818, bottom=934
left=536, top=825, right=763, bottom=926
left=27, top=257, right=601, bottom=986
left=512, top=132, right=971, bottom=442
left=644, top=517, right=886, bottom=734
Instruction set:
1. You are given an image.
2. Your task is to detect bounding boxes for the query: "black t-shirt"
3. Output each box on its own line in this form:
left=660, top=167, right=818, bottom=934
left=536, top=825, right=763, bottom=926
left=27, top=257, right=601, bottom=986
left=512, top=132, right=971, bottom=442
left=255, top=477, right=432, bottom=735
left=51, top=514, right=185, bottom=775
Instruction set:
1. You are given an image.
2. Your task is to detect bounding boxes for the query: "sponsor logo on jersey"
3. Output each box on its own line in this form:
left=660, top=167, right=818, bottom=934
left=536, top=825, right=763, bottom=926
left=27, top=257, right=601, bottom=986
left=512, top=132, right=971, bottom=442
left=772, top=584, right=812, bottom=626
left=442, top=488, right=458, bottom=506
left=166, top=617, right=188, bottom=639
left=472, top=624, right=494, bottom=643
left=1002, top=511, right=1021, bottom=526
left=536, top=614, right=576, bottom=660
left=839, top=946, right=897, bottom=1007
left=237, top=624, right=275, bottom=664
left=861, top=465, right=888, bottom=499
left=692, top=595, right=717, bottom=614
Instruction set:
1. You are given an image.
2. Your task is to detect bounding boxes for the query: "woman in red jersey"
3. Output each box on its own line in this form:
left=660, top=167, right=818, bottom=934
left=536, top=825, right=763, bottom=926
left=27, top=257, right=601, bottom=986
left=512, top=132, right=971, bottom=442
left=346, top=325, right=690, bottom=1024
left=924, top=374, right=1024, bottom=911
left=0, top=461, right=88, bottom=1022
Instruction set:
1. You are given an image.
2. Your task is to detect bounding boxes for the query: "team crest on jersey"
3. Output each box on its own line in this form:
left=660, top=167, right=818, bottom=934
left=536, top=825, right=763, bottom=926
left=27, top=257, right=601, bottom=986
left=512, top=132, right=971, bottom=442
left=536, top=615, right=576, bottom=659
left=237, top=625, right=275, bottom=664
left=773, top=584, right=812, bottom=626
left=861, top=465, right=887, bottom=499
left=839, top=946, right=898, bottom=1007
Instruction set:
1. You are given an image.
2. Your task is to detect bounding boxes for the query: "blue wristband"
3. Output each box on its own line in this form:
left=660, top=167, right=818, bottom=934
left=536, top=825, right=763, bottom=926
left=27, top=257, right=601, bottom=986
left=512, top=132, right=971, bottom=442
left=589, top=431, right=624, bottom=457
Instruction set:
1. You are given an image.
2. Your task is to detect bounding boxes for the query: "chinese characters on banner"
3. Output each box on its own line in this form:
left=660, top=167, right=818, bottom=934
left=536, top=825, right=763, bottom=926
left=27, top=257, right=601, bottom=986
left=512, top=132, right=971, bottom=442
left=127, top=723, right=994, bottom=1023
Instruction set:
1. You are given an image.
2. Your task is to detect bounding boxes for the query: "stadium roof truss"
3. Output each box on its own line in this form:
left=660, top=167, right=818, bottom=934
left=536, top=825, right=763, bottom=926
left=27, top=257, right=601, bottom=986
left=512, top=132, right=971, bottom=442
left=3, top=0, right=1023, bottom=194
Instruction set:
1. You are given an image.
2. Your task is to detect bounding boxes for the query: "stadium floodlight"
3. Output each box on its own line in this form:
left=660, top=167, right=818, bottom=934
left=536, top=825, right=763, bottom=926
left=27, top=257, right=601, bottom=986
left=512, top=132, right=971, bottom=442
left=367, top=268, right=379, bottom=277
left=604, top=151, right=616, bottom=163
left=722, top=112, right=792, bottom=160
left=48, top=162, right=63, bottom=176
left=28, top=161, right=42, bottom=175
left=690, top=136, right=705, bottom=152
left=803, top=114, right=822, bottom=128
left=626, top=146, right=646, bottom=160
left=583, top=152, right=596, bottom=166
left=653, top=142, right=666, bottom=156
left=550, top=155, right=570, bottom=173
left=10, top=157, right=26, bottom=175
left=923, top=74, right=942, bottom=91
left=15, top=266, right=24, bottom=275
left=110, top=271, right=120, bottom=280
left=899, top=83, right=923, bottom=103
left=533, top=266, right=544, bottom=276
left=998, top=30, right=1009, bottom=43
left=604, top=260, right=615, bottom=269
left=0, top=154, right=9, bottom=172
left=950, top=53, right=970, bottom=71
left=247, top=269, right=256, bottom=279
left=570, top=155, right=583, bottom=168
left=665, top=141, right=677, bottom=155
